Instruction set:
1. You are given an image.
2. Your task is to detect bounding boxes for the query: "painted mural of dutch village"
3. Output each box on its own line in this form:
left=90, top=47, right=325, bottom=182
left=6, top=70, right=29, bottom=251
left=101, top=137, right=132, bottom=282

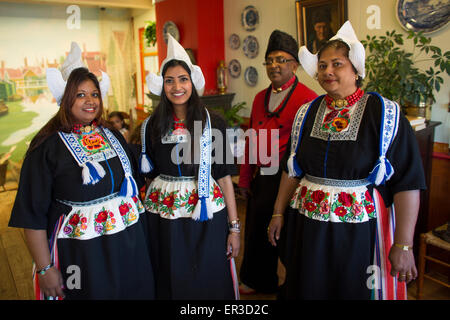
left=0, top=2, right=112, bottom=191
left=0, top=46, right=106, bottom=190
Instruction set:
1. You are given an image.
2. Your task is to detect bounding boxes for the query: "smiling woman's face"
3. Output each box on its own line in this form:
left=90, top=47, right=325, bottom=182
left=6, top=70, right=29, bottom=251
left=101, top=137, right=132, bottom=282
left=71, top=79, right=100, bottom=125
left=163, top=65, right=193, bottom=109
left=317, top=46, right=358, bottom=99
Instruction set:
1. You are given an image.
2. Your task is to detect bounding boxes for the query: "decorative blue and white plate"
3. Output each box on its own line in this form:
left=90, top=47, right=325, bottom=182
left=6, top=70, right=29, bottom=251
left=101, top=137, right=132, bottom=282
left=228, top=59, right=241, bottom=78
left=396, top=0, right=450, bottom=33
left=243, top=35, right=259, bottom=59
left=163, top=21, right=180, bottom=44
left=241, top=5, right=260, bottom=32
left=244, top=66, right=258, bottom=87
left=229, top=34, right=240, bottom=50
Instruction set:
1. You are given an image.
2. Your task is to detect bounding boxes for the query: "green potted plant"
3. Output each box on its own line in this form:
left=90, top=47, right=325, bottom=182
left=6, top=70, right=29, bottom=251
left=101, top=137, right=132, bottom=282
left=144, top=21, right=157, bottom=47
left=220, top=102, right=246, bottom=161
left=362, top=30, right=449, bottom=117
left=222, top=101, right=246, bottom=128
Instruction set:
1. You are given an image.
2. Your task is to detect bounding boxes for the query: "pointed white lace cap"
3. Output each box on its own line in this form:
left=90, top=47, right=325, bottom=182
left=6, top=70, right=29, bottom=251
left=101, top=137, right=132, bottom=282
left=298, top=46, right=318, bottom=79
left=60, top=42, right=86, bottom=81
left=46, top=42, right=110, bottom=106
left=329, top=21, right=365, bottom=79
left=298, top=20, right=365, bottom=79
left=99, top=70, right=110, bottom=102
left=146, top=34, right=205, bottom=96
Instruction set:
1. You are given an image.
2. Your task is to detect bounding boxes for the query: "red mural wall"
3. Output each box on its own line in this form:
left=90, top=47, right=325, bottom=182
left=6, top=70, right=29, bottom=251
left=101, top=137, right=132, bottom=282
left=155, top=0, right=224, bottom=93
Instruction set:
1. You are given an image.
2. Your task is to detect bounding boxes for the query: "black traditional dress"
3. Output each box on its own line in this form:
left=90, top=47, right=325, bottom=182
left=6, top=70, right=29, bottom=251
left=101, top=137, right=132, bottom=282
left=9, top=126, right=155, bottom=300
left=280, top=92, right=426, bottom=300
left=142, top=111, right=238, bottom=300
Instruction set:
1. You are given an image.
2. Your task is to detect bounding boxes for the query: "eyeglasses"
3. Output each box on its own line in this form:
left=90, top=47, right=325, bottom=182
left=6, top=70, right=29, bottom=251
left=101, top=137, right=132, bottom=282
left=262, top=56, right=296, bottom=66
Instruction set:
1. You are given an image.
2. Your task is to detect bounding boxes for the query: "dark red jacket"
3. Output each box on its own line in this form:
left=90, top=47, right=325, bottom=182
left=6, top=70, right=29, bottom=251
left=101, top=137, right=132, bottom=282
left=238, top=79, right=317, bottom=188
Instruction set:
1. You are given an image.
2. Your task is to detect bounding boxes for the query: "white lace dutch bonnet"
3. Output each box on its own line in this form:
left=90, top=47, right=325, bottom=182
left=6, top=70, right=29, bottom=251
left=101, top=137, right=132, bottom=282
left=298, top=20, right=365, bottom=80
left=146, top=34, right=205, bottom=96
left=46, top=42, right=110, bottom=105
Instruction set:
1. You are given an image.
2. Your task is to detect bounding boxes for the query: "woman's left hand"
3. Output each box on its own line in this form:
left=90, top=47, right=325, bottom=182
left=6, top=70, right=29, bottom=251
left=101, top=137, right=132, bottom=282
left=227, top=233, right=240, bottom=259
left=388, top=245, right=417, bottom=284
left=389, top=190, right=420, bottom=284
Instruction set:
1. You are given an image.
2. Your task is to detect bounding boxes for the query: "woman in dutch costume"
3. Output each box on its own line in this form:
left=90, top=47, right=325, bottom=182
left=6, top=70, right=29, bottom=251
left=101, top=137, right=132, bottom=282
left=140, top=35, right=240, bottom=299
left=268, top=21, right=426, bottom=299
left=8, top=43, right=155, bottom=300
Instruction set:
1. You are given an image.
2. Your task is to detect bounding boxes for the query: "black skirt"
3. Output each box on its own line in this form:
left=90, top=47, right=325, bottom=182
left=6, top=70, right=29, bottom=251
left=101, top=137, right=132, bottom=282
left=280, top=208, right=376, bottom=300
left=58, top=217, right=155, bottom=299
left=146, top=208, right=235, bottom=300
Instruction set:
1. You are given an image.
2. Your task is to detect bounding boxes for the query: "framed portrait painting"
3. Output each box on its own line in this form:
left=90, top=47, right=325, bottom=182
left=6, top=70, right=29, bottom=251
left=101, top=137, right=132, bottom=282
left=296, top=0, right=347, bottom=54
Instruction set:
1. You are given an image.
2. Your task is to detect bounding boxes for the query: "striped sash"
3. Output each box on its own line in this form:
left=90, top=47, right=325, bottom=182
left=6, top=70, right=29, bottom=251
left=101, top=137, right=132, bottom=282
left=372, top=189, right=407, bottom=300
left=33, top=215, right=65, bottom=300
left=229, top=258, right=240, bottom=300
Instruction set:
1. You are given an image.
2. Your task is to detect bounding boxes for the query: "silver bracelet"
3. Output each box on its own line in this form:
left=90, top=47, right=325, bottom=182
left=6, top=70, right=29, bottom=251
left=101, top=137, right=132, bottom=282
left=229, top=227, right=241, bottom=234
left=37, top=262, right=53, bottom=275
left=229, top=219, right=241, bottom=233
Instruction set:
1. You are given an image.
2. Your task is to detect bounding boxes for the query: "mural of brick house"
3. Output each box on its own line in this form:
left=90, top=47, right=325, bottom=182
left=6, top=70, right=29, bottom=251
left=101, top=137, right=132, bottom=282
left=0, top=80, right=14, bottom=102
left=59, top=44, right=107, bottom=78
left=0, top=61, right=19, bottom=101
left=81, top=44, right=107, bottom=77
left=0, top=44, right=107, bottom=105
left=21, top=65, right=45, bottom=99
left=46, top=58, right=59, bottom=69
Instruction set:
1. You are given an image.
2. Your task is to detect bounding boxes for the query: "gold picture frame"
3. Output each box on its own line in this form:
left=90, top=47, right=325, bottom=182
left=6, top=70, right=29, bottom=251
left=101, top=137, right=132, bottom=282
left=296, top=0, right=347, bottom=54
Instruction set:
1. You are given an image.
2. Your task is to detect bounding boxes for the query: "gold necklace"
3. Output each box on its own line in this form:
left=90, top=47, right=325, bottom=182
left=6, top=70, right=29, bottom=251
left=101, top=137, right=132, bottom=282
left=272, top=87, right=283, bottom=94
left=80, top=124, right=95, bottom=134
left=330, top=99, right=349, bottom=109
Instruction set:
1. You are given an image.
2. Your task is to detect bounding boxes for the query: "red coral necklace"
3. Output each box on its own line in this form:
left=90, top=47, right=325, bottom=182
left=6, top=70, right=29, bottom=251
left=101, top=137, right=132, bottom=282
left=325, top=88, right=364, bottom=111
left=321, top=89, right=364, bottom=133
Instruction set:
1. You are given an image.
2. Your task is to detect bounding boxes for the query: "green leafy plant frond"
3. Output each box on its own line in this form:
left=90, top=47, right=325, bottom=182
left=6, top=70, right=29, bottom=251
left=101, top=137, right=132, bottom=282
left=144, top=21, right=157, bottom=47
left=362, top=30, right=449, bottom=106
left=214, top=101, right=246, bottom=128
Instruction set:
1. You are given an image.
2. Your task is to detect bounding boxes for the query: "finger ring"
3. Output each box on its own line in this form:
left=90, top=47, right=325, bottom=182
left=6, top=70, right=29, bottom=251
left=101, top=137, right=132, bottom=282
left=399, top=274, right=406, bottom=278
left=406, top=272, right=412, bottom=276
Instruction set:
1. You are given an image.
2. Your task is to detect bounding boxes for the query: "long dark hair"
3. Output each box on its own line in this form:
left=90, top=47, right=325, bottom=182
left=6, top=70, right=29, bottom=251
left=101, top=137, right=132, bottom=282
left=27, top=67, right=112, bottom=155
left=317, top=39, right=363, bottom=88
left=148, top=59, right=205, bottom=142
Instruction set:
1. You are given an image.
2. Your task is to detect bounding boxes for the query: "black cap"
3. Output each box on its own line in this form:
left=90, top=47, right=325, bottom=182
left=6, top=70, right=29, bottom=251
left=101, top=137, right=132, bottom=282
left=265, top=30, right=299, bottom=63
